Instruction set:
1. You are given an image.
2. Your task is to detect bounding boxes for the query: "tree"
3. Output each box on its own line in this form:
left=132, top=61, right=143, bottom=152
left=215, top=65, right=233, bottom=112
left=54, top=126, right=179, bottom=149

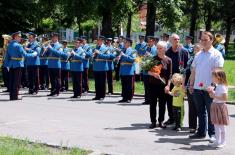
left=145, top=0, right=156, bottom=36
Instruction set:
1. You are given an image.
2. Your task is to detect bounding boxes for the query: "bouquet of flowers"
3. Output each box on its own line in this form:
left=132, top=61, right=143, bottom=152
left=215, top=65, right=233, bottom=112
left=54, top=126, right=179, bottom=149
left=140, top=56, right=165, bottom=84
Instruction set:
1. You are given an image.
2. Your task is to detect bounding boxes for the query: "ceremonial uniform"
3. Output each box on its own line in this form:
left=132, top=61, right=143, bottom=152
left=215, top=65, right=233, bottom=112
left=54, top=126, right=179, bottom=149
left=46, top=41, right=64, bottom=96
left=25, top=39, right=41, bottom=94
left=143, top=40, right=157, bottom=104
left=4, top=33, right=37, bottom=100
left=39, top=44, right=49, bottom=90
left=60, top=46, right=70, bottom=92
left=92, top=40, right=109, bottom=100
left=106, top=39, right=115, bottom=94
left=70, top=46, right=85, bottom=97
left=119, top=45, right=136, bottom=102
left=82, top=43, right=92, bottom=92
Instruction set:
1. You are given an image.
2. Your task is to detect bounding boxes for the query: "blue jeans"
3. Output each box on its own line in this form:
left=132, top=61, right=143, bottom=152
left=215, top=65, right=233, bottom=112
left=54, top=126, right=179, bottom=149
left=193, top=89, right=215, bottom=137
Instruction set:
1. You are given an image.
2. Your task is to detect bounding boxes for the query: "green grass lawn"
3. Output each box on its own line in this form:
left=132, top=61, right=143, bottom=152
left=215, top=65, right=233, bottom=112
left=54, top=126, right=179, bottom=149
left=0, top=137, right=90, bottom=155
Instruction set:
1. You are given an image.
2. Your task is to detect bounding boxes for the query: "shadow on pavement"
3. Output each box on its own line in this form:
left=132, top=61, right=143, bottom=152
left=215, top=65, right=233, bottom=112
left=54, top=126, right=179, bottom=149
left=229, top=114, right=235, bottom=118
left=179, top=145, right=217, bottom=151
left=105, top=123, right=149, bottom=130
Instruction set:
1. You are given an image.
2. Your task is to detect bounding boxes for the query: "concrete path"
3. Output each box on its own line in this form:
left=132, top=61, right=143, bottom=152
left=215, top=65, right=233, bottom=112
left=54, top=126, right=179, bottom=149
left=0, top=88, right=235, bottom=155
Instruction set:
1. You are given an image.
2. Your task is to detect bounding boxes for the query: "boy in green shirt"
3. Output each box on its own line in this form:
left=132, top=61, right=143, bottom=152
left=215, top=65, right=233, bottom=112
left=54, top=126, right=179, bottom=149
left=168, top=73, right=185, bottom=131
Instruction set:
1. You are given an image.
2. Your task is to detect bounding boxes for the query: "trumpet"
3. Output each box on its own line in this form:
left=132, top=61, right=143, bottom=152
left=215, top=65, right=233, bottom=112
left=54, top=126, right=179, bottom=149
left=40, top=40, right=51, bottom=56
left=67, top=48, right=85, bottom=61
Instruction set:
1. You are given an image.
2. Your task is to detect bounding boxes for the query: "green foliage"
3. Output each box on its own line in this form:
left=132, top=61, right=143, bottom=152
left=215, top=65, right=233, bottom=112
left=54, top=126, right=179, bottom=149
left=0, top=137, right=90, bottom=155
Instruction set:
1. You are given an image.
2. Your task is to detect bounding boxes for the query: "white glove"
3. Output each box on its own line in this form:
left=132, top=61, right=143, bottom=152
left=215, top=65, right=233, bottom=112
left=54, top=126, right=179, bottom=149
left=32, top=52, right=38, bottom=57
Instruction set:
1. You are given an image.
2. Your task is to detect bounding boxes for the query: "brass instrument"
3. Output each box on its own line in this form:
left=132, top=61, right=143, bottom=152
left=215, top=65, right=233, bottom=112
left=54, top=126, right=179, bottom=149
left=67, top=48, right=85, bottom=61
left=40, top=40, right=51, bottom=56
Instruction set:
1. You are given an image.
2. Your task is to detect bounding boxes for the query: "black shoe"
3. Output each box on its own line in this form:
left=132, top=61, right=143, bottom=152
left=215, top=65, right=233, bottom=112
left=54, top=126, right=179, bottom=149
left=70, top=95, right=78, bottom=98
left=99, top=98, right=104, bottom=101
left=149, top=123, right=156, bottom=129
left=92, top=97, right=100, bottom=100
left=47, top=93, right=53, bottom=96
left=158, top=122, right=166, bottom=128
left=164, top=119, right=174, bottom=125
left=118, top=99, right=127, bottom=103
left=52, top=94, right=59, bottom=97
left=189, top=129, right=196, bottom=133
left=2, top=90, right=9, bottom=92
left=127, top=100, right=131, bottom=103
left=189, top=133, right=206, bottom=139
left=142, top=102, right=149, bottom=105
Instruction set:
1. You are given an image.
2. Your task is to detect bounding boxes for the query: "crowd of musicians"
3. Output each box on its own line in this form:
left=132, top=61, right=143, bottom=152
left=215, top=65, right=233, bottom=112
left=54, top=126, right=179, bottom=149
left=1, top=30, right=229, bottom=146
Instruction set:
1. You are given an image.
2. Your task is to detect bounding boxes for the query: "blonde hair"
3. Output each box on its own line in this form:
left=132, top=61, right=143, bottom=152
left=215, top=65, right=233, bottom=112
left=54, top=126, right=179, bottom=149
left=172, top=73, right=183, bottom=86
left=212, top=69, right=228, bottom=85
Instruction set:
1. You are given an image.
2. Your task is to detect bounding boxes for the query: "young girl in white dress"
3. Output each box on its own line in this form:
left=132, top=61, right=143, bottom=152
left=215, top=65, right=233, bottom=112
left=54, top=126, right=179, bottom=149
left=207, top=69, right=229, bottom=148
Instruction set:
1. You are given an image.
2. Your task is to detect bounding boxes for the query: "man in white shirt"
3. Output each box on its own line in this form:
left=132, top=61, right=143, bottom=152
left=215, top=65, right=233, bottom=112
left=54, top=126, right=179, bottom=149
left=189, top=31, right=224, bottom=142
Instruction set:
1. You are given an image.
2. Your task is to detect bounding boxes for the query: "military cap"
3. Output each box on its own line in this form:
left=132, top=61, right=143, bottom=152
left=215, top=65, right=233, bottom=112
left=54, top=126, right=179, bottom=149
left=119, top=35, right=124, bottom=39
left=98, top=35, right=106, bottom=40
left=147, top=36, right=155, bottom=40
left=114, top=37, right=118, bottom=40
left=28, top=32, right=37, bottom=37
left=62, top=40, right=68, bottom=44
left=51, top=32, right=59, bottom=37
left=185, top=35, right=193, bottom=40
left=155, top=36, right=160, bottom=40
left=12, top=31, right=21, bottom=37
left=163, top=33, right=170, bottom=37
left=80, top=35, right=87, bottom=40
left=139, top=35, right=145, bottom=39
left=76, top=37, right=83, bottom=42
left=125, top=37, right=133, bottom=43
left=106, top=38, right=112, bottom=41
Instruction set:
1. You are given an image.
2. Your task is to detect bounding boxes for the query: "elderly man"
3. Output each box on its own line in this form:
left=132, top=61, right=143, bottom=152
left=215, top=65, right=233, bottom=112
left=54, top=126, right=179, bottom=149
left=164, top=33, right=189, bottom=126
left=189, top=31, right=224, bottom=143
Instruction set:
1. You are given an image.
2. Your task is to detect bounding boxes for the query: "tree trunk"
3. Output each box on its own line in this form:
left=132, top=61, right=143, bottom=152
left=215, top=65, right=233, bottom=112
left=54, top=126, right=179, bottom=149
left=189, top=0, right=198, bottom=44
left=205, top=4, right=212, bottom=31
left=145, top=1, right=156, bottom=36
left=116, top=24, right=121, bottom=37
left=101, top=8, right=113, bottom=38
left=92, top=27, right=98, bottom=41
left=126, top=12, right=132, bottom=38
left=224, top=16, right=232, bottom=53
left=78, top=22, right=83, bottom=36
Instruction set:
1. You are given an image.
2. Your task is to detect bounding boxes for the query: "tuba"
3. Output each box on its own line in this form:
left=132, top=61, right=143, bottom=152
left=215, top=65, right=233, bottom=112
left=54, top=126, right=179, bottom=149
left=214, top=33, right=225, bottom=45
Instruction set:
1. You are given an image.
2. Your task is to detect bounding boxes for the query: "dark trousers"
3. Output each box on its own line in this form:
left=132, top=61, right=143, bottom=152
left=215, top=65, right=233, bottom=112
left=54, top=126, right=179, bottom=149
left=149, top=84, right=166, bottom=124
left=27, top=66, right=39, bottom=93
left=193, top=89, right=215, bottom=136
left=9, top=67, right=22, bottom=100
left=21, top=66, right=28, bottom=88
left=71, top=71, right=82, bottom=96
left=2, top=67, right=9, bottom=90
left=94, top=71, right=106, bottom=99
left=114, top=62, right=120, bottom=81
left=107, top=70, right=113, bottom=94
left=61, top=69, right=69, bottom=91
left=165, top=83, right=174, bottom=122
left=143, top=75, right=150, bottom=104
left=48, top=68, right=61, bottom=95
left=82, top=68, right=89, bottom=92
left=121, top=75, right=135, bottom=101
left=187, top=90, right=197, bottom=129
left=39, top=65, right=49, bottom=89
left=173, top=106, right=182, bottom=128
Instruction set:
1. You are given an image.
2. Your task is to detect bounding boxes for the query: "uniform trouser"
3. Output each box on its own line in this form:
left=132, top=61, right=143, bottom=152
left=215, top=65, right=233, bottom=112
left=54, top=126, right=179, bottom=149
left=21, top=66, right=28, bottom=88
left=187, top=89, right=197, bottom=129
left=48, top=68, right=61, bottom=95
left=27, top=66, right=39, bottom=93
left=71, top=71, right=82, bottom=96
left=143, top=75, right=150, bottom=103
left=9, top=67, right=22, bottom=100
left=173, top=106, right=182, bottom=128
left=114, top=63, right=120, bottom=81
left=165, top=83, right=175, bottom=122
left=2, top=66, right=9, bottom=89
left=94, top=71, right=106, bottom=99
left=39, top=65, right=49, bottom=89
left=193, top=89, right=215, bottom=137
left=121, top=75, right=135, bottom=101
left=82, top=68, right=89, bottom=92
left=149, top=84, right=166, bottom=124
left=107, top=70, right=113, bottom=93
left=61, top=69, right=69, bottom=91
